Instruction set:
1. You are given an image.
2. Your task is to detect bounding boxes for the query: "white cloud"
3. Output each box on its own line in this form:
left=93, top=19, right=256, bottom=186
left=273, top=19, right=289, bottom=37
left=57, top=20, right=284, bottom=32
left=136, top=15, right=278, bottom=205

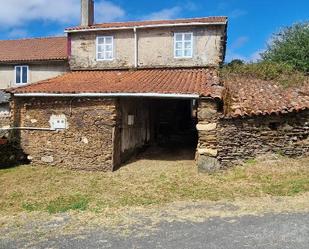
left=225, top=49, right=265, bottom=63
left=7, top=29, right=28, bottom=38
left=0, top=0, right=125, bottom=29
left=225, top=36, right=265, bottom=63
left=215, top=3, right=247, bottom=19
left=249, top=49, right=265, bottom=62
left=143, top=6, right=182, bottom=20
left=95, top=1, right=125, bottom=22
left=231, top=36, right=249, bottom=50
left=184, top=2, right=198, bottom=11
left=0, top=0, right=78, bottom=28
left=225, top=51, right=247, bottom=63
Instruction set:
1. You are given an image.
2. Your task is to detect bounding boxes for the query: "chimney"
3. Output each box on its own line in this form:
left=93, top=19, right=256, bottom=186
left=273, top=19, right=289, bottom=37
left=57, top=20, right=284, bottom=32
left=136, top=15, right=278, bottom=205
left=81, top=0, right=94, bottom=26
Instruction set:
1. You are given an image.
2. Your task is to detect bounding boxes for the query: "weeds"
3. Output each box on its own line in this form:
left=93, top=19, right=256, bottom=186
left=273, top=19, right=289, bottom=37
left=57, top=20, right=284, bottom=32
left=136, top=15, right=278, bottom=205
left=0, top=156, right=308, bottom=214
left=220, top=61, right=307, bottom=87
left=46, top=194, right=89, bottom=214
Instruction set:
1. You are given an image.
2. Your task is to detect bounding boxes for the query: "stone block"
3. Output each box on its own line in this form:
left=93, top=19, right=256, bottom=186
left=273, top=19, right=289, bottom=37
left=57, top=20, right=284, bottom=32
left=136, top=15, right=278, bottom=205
left=81, top=137, right=89, bottom=144
left=41, top=156, right=54, bottom=163
left=196, top=123, right=217, bottom=131
left=197, top=148, right=218, bottom=157
left=197, top=155, right=221, bottom=173
left=198, top=108, right=217, bottom=120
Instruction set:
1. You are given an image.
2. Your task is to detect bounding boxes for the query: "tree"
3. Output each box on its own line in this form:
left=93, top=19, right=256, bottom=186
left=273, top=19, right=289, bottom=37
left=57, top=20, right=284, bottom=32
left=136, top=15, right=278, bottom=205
left=262, top=22, right=309, bottom=73
left=227, top=59, right=244, bottom=67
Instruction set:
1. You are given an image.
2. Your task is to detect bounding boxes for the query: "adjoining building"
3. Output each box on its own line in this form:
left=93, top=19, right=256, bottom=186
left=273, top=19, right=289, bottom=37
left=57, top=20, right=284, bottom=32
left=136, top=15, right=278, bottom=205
left=0, top=36, right=68, bottom=90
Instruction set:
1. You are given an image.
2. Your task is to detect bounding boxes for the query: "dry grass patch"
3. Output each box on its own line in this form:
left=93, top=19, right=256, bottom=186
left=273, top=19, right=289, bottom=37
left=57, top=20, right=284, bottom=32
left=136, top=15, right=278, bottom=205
left=0, top=155, right=308, bottom=215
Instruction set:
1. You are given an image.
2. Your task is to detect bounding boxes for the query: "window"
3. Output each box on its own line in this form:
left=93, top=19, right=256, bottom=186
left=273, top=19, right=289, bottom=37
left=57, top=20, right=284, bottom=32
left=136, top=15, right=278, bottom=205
left=96, top=36, right=114, bottom=61
left=174, top=32, right=193, bottom=58
left=15, top=65, right=29, bottom=84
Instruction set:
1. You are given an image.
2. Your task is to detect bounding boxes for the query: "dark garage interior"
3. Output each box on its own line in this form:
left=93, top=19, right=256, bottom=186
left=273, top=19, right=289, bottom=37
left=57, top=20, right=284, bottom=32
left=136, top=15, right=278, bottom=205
left=118, top=98, right=198, bottom=165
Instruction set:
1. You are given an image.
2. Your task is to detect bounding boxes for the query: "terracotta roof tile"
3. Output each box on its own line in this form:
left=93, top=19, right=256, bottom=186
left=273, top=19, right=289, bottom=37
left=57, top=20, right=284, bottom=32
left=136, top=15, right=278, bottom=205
left=223, top=76, right=309, bottom=117
left=10, top=68, right=222, bottom=98
left=66, top=17, right=227, bottom=31
left=0, top=37, right=68, bottom=62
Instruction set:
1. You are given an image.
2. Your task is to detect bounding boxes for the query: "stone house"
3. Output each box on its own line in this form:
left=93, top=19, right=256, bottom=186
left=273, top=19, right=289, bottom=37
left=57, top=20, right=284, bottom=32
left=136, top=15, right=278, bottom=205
left=5, top=0, right=309, bottom=171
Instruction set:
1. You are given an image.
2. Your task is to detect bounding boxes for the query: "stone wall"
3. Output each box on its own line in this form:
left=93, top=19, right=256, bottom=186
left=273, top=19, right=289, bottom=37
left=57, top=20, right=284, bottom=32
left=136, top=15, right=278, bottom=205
left=0, top=115, right=10, bottom=129
left=0, top=102, right=24, bottom=167
left=13, top=97, right=119, bottom=171
left=197, top=100, right=309, bottom=172
left=0, top=113, right=25, bottom=166
left=0, top=139, right=25, bottom=167
left=69, top=25, right=226, bottom=70
left=217, top=110, right=309, bottom=166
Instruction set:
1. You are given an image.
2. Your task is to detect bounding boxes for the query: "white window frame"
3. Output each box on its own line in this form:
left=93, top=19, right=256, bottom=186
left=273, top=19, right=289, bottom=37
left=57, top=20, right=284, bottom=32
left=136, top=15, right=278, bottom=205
left=96, top=36, right=114, bottom=61
left=14, top=65, right=29, bottom=85
left=174, top=32, right=193, bottom=59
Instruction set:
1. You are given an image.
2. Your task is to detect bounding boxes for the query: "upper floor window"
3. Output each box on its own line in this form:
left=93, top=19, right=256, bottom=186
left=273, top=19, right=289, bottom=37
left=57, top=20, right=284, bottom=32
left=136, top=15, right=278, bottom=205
left=15, top=65, right=29, bottom=84
left=96, top=36, right=114, bottom=61
left=174, top=32, right=193, bottom=58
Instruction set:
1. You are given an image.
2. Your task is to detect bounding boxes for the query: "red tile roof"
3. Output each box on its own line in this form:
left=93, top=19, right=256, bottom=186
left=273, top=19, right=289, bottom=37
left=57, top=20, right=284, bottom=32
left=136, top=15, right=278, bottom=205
left=0, top=37, right=68, bottom=62
left=66, top=17, right=227, bottom=31
left=223, top=76, right=309, bottom=118
left=10, top=68, right=222, bottom=98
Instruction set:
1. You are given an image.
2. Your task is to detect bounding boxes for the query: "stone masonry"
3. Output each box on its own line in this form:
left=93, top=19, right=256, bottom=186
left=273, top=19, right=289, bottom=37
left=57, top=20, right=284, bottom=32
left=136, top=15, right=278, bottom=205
left=13, top=97, right=119, bottom=171
left=0, top=106, right=25, bottom=166
left=69, top=26, right=225, bottom=70
left=217, top=110, right=309, bottom=166
left=196, top=98, right=220, bottom=173
left=197, top=101, right=309, bottom=173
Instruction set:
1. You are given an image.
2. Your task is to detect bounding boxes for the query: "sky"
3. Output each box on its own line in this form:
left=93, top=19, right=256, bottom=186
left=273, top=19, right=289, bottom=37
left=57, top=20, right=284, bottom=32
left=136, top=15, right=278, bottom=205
left=0, top=0, right=308, bottom=62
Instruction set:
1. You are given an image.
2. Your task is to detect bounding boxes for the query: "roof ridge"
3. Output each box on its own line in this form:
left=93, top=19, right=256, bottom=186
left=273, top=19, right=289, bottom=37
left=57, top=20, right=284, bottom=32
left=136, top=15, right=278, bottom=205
left=66, top=16, right=228, bottom=31
left=90, top=16, right=228, bottom=26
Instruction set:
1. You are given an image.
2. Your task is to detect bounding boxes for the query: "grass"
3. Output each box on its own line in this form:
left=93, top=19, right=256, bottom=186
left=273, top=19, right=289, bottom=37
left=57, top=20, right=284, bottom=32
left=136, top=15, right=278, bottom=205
left=0, top=155, right=308, bottom=215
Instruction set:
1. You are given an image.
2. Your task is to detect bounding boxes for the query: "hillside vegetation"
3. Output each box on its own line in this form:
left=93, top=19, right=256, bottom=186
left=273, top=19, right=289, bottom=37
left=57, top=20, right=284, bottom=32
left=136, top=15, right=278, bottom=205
left=223, top=22, right=309, bottom=87
left=220, top=61, right=307, bottom=87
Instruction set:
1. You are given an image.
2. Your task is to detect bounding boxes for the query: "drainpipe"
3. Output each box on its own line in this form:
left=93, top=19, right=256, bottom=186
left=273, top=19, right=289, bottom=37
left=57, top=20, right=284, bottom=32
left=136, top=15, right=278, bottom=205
left=134, top=27, right=138, bottom=68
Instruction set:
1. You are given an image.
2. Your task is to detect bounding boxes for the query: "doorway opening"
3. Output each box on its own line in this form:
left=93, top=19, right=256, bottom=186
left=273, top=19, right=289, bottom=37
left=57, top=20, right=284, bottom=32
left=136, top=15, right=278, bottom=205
left=118, top=98, right=198, bottom=165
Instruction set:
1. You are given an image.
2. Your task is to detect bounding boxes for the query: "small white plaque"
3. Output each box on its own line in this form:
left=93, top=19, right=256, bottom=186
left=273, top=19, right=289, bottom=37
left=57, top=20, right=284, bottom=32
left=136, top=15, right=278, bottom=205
left=49, top=114, right=67, bottom=130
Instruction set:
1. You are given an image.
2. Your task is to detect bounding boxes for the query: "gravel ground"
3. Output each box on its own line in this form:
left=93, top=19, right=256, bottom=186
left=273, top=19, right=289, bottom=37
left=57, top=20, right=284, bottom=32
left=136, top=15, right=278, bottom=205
left=1, top=212, right=308, bottom=249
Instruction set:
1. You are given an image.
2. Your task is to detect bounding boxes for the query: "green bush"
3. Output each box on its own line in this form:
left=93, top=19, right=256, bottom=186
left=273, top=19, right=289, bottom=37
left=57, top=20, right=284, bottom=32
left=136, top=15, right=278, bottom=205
left=262, top=22, right=309, bottom=73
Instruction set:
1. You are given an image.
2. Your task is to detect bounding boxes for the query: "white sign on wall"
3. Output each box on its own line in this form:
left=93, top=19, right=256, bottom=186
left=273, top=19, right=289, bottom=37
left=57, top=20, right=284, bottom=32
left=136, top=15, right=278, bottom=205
left=49, top=114, right=68, bottom=130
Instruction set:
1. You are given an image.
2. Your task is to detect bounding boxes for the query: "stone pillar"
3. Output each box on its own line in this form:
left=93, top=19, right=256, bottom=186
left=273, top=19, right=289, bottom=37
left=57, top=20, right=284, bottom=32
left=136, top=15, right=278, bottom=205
left=196, top=98, right=220, bottom=173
